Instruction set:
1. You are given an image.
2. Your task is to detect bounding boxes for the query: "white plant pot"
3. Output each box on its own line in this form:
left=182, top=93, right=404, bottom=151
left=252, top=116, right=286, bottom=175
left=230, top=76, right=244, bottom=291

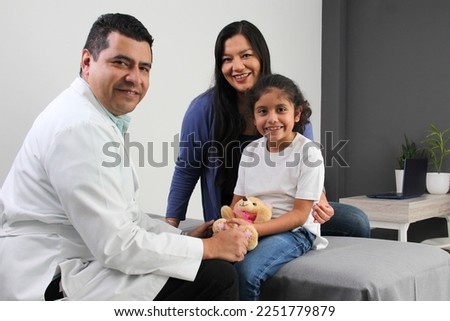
left=426, top=172, right=450, bottom=194
left=395, top=169, right=404, bottom=193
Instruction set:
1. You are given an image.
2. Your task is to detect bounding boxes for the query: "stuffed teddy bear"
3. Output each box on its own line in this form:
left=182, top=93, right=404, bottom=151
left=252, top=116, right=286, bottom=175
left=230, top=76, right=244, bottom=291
left=212, top=196, right=272, bottom=251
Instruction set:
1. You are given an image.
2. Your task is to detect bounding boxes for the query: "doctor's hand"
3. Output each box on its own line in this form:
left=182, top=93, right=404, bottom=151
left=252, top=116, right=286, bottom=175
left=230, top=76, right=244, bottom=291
left=202, top=228, right=248, bottom=262
left=187, top=220, right=214, bottom=238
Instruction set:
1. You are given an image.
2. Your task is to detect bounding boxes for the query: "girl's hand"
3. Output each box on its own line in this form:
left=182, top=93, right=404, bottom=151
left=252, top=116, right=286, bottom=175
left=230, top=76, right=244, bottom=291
left=312, top=202, right=334, bottom=224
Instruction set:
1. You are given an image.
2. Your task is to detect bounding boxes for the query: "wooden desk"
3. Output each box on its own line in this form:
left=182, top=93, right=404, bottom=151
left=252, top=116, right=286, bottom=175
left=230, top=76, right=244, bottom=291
left=339, top=194, right=450, bottom=242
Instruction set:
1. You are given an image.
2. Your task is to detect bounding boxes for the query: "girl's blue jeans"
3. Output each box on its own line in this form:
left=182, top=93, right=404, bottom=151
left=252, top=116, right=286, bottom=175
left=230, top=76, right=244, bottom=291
left=234, top=228, right=315, bottom=300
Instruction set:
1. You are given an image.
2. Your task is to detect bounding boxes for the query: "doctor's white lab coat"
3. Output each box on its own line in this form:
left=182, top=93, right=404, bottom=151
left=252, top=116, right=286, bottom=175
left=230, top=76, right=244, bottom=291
left=0, top=78, right=203, bottom=300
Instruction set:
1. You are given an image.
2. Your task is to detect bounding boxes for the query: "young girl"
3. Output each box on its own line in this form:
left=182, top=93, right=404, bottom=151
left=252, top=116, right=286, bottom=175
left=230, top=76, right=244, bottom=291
left=230, top=74, right=327, bottom=300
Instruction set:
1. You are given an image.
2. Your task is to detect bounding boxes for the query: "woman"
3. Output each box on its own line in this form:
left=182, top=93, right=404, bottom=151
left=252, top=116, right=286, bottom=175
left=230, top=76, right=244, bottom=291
left=165, top=20, right=369, bottom=238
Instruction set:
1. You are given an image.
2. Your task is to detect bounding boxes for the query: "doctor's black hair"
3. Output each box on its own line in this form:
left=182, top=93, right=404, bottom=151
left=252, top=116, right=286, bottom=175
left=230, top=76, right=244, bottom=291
left=83, top=13, right=154, bottom=62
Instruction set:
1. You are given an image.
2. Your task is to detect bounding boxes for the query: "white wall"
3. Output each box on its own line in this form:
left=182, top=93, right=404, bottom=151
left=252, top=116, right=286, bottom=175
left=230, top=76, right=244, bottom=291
left=0, top=0, right=322, bottom=220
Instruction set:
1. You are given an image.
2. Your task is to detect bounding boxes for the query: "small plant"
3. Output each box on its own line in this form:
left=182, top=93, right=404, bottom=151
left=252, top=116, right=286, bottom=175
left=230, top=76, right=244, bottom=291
left=398, top=134, right=423, bottom=169
left=422, top=124, right=450, bottom=173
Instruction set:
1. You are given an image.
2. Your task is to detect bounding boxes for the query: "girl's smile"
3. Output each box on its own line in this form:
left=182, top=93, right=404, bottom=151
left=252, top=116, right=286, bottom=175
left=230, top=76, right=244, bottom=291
left=253, top=88, right=301, bottom=152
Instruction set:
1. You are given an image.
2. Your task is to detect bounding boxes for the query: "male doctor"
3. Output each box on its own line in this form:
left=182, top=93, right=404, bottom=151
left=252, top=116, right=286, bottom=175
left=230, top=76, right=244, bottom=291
left=0, top=13, right=248, bottom=300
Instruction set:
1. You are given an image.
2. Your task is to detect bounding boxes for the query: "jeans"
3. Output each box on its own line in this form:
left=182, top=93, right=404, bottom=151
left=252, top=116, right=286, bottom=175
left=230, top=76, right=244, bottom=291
left=321, top=202, right=371, bottom=238
left=234, top=228, right=315, bottom=301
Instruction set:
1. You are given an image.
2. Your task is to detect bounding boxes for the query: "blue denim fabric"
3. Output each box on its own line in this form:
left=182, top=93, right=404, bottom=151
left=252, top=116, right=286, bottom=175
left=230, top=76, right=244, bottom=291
left=321, top=202, right=371, bottom=238
left=234, top=228, right=315, bottom=300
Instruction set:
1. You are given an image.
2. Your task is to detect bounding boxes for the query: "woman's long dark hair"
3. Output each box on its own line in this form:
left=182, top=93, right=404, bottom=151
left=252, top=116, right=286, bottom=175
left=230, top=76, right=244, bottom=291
left=212, top=21, right=271, bottom=204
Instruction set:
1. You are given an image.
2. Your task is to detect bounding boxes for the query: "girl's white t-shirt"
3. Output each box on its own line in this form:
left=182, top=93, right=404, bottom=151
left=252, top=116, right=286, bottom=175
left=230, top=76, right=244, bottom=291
left=234, top=133, right=327, bottom=249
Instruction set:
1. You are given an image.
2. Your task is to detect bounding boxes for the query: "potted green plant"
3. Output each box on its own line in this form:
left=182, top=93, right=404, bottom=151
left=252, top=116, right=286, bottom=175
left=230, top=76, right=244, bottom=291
left=398, top=134, right=422, bottom=169
left=395, top=134, right=423, bottom=193
left=422, top=124, right=450, bottom=194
